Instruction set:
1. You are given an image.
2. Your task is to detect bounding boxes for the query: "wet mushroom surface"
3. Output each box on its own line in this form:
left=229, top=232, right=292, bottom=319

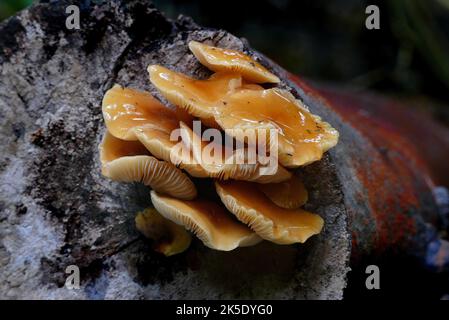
left=99, top=42, right=339, bottom=258
left=188, top=40, right=281, bottom=84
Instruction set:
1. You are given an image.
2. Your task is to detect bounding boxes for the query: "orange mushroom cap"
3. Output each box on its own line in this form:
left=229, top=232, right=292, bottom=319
left=148, top=65, right=241, bottom=127
left=101, top=85, right=205, bottom=176
left=188, top=41, right=280, bottom=84
left=214, top=88, right=339, bottom=168
left=102, top=84, right=187, bottom=140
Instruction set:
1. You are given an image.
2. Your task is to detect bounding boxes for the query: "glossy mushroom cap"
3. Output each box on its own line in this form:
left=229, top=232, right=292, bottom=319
left=215, top=180, right=323, bottom=244
left=102, top=84, right=187, bottom=140
left=188, top=41, right=280, bottom=84
left=214, top=88, right=339, bottom=168
left=148, top=65, right=241, bottom=127
left=102, top=85, right=206, bottom=177
left=106, top=155, right=197, bottom=200
left=150, top=191, right=262, bottom=251
left=135, top=207, right=192, bottom=256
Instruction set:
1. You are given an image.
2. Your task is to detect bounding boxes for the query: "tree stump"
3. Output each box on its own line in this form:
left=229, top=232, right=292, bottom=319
left=0, top=0, right=357, bottom=299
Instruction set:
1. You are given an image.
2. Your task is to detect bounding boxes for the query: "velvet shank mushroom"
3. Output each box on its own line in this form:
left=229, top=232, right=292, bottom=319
left=214, top=88, right=339, bottom=168
left=102, top=84, right=190, bottom=140
left=215, top=180, right=323, bottom=244
left=151, top=191, right=262, bottom=251
left=188, top=40, right=280, bottom=83
left=98, top=40, right=340, bottom=253
left=99, top=131, right=197, bottom=200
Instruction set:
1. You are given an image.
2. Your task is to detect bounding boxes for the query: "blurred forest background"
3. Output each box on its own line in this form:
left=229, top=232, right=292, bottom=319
left=1, top=0, right=449, bottom=123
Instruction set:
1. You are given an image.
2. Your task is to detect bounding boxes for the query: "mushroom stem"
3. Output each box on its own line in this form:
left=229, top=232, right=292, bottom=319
left=135, top=208, right=192, bottom=256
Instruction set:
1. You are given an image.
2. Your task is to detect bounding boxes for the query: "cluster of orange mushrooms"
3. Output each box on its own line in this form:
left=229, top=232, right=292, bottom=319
left=99, top=41, right=339, bottom=256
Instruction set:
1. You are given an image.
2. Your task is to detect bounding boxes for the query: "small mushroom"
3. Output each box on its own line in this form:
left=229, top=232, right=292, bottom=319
left=179, top=122, right=292, bottom=183
left=150, top=191, right=262, bottom=251
left=135, top=207, right=192, bottom=256
left=102, top=84, right=186, bottom=140
left=258, top=174, right=308, bottom=209
left=99, top=131, right=197, bottom=199
left=215, top=180, right=323, bottom=244
left=188, top=41, right=280, bottom=84
left=214, top=88, right=339, bottom=168
left=148, top=65, right=241, bottom=127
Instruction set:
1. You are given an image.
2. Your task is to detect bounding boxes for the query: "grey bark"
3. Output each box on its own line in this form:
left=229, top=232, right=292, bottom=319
left=0, top=0, right=350, bottom=299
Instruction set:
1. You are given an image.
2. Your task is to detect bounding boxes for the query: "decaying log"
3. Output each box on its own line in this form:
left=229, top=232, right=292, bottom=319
left=0, top=0, right=399, bottom=299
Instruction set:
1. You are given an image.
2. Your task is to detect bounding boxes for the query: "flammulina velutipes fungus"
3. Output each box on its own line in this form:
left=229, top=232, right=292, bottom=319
left=99, top=40, right=339, bottom=255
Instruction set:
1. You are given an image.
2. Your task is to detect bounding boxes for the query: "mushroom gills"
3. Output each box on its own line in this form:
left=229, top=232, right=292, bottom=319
left=215, top=180, right=323, bottom=244
left=135, top=207, right=192, bottom=256
left=188, top=41, right=280, bottom=84
left=214, top=88, right=339, bottom=168
left=105, top=155, right=197, bottom=200
left=99, top=132, right=196, bottom=199
left=102, top=84, right=188, bottom=140
left=150, top=191, right=262, bottom=251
